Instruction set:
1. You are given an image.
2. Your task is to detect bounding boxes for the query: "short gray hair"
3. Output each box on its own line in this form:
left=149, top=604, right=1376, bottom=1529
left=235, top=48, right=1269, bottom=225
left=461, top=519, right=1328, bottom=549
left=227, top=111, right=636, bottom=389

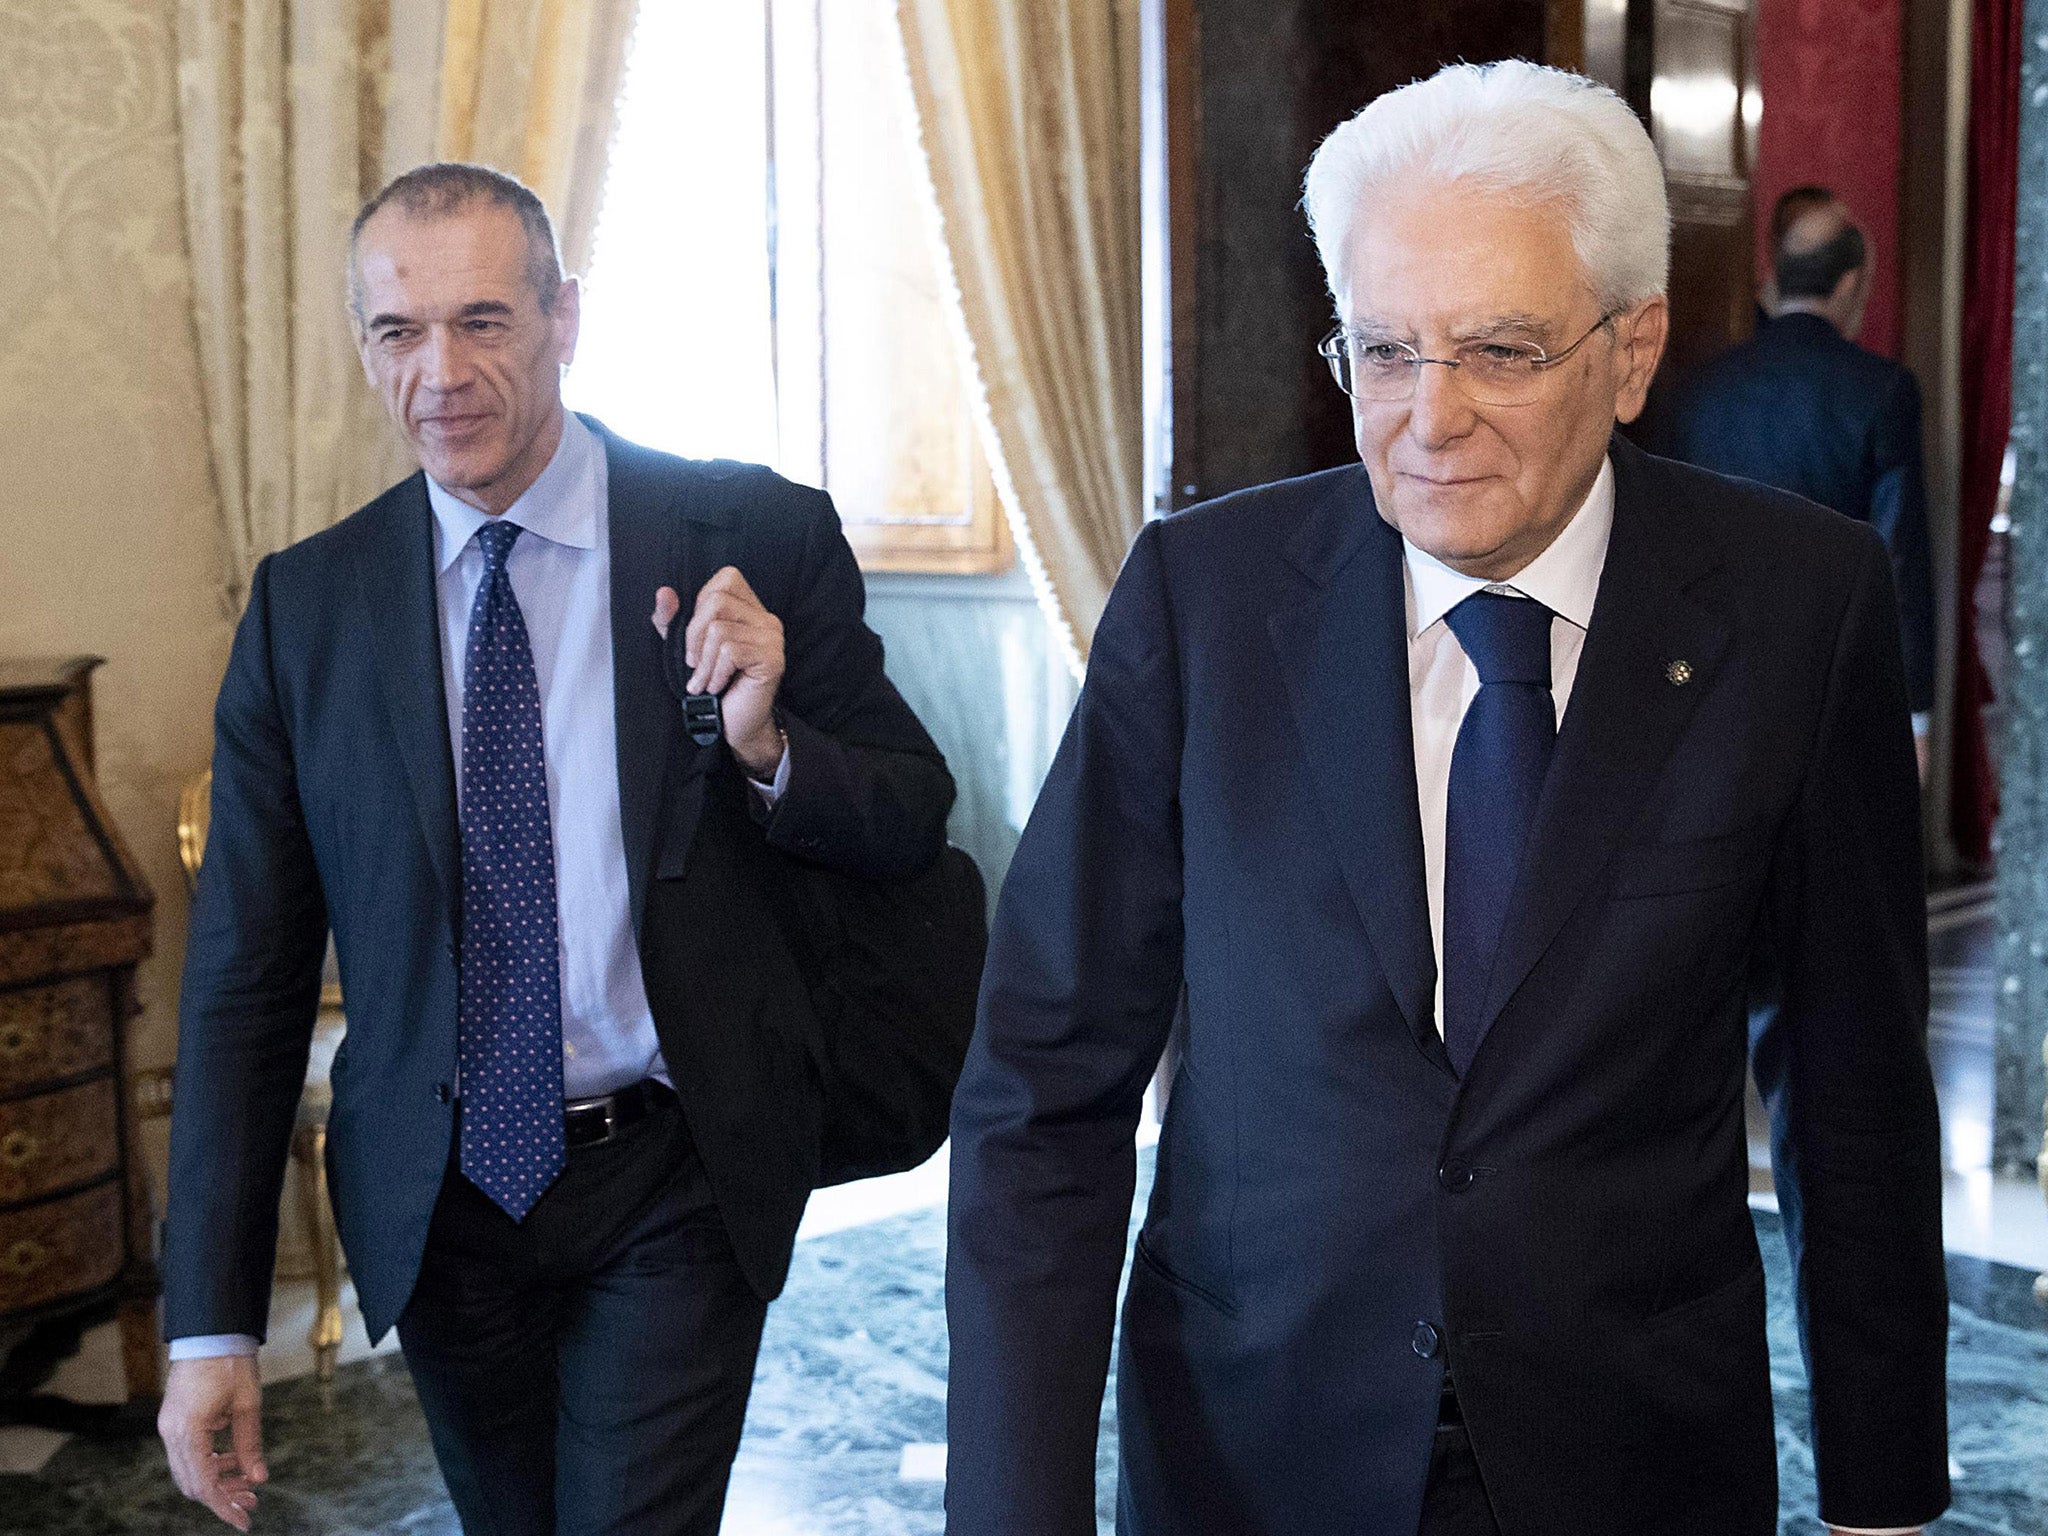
left=349, top=162, right=564, bottom=319
left=1303, top=60, right=1670, bottom=313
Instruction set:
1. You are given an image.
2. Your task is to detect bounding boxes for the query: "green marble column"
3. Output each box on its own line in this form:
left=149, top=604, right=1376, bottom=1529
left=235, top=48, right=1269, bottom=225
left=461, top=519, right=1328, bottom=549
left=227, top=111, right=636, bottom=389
left=1992, top=0, right=2048, bottom=1174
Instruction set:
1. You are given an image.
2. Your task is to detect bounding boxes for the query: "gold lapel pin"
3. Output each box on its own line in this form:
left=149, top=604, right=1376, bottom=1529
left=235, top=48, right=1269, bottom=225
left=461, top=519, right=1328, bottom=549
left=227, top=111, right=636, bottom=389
left=1666, top=659, right=1693, bottom=686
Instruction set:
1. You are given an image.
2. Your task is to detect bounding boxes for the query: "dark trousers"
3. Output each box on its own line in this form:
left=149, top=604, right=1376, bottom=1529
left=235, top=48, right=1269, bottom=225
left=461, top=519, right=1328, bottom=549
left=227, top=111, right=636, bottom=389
left=397, top=1096, right=768, bottom=1536
left=1419, top=1387, right=1502, bottom=1536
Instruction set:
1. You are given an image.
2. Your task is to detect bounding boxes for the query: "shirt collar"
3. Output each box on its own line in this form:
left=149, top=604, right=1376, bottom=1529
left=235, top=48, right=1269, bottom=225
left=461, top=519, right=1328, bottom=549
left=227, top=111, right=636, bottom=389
left=428, top=411, right=600, bottom=575
left=1402, top=455, right=1614, bottom=639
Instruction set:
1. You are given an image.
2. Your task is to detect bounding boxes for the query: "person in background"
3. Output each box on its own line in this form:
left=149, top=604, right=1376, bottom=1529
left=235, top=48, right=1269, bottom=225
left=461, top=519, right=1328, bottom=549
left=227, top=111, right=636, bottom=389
left=1758, top=183, right=1838, bottom=317
left=1669, top=188, right=1938, bottom=774
left=943, top=63, right=1947, bottom=1536
left=155, top=163, right=954, bottom=1534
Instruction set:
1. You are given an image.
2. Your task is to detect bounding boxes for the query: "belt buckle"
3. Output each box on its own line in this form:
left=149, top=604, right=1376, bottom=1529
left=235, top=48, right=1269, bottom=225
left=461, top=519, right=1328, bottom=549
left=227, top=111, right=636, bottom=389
left=564, top=1091, right=620, bottom=1147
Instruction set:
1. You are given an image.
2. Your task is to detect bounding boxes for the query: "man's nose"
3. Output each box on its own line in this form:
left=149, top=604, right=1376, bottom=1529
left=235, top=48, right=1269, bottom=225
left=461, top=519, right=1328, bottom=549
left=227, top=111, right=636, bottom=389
left=1405, top=360, right=1476, bottom=448
left=418, top=326, right=471, bottom=391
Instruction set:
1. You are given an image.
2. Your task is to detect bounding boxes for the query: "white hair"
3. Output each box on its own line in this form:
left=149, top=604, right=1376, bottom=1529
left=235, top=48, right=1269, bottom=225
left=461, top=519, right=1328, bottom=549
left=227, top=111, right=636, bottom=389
left=1303, top=59, right=1670, bottom=313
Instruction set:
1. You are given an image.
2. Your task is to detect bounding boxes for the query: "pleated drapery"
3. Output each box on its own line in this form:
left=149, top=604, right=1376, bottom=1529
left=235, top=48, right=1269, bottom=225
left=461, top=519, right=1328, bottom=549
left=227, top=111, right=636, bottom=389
left=894, top=0, right=1144, bottom=671
left=172, top=0, right=636, bottom=612
left=436, top=0, right=637, bottom=280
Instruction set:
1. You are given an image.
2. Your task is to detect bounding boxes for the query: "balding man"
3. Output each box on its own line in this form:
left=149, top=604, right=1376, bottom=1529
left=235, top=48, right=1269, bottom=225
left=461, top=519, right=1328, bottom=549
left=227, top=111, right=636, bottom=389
left=1670, top=191, right=1938, bottom=764
left=944, top=65, right=1947, bottom=1536
left=156, top=163, right=956, bottom=1534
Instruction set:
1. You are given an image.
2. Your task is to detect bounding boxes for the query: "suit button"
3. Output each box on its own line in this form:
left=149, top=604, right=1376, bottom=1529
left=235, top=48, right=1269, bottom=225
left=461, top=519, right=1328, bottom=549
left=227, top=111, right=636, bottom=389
left=434, top=1083, right=451, bottom=1105
left=1412, top=1322, right=1441, bottom=1359
left=1438, top=1162, right=1475, bottom=1193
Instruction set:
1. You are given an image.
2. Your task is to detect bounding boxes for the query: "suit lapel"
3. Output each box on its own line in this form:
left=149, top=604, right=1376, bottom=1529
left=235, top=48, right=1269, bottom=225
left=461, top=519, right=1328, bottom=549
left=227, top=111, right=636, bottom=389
left=1268, top=469, right=1446, bottom=1073
left=596, top=419, right=739, bottom=937
left=357, top=474, right=462, bottom=927
left=1469, top=438, right=1730, bottom=1062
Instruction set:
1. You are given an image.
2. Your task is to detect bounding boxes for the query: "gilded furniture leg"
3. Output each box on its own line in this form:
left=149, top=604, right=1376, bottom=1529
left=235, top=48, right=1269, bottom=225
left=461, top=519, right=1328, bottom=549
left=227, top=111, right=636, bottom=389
left=292, top=1122, right=344, bottom=1382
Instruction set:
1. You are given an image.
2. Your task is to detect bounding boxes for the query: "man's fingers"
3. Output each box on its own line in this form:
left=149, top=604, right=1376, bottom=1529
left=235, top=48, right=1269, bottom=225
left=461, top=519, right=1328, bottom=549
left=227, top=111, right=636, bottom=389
left=684, top=571, right=774, bottom=668
left=160, top=1356, right=265, bottom=1529
left=182, top=1437, right=254, bottom=1531
left=693, top=640, right=737, bottom=699
left=686, top=618, right=772, bottom=689
left=699, top=565, right=760, bottom=604
left=687, top=630, right=783, bottom=697
left=685, top=598, right=755, bottom=667
left=230, top=1390, right=267, bottom=1485
left=651, top=585, right=682, bottom=640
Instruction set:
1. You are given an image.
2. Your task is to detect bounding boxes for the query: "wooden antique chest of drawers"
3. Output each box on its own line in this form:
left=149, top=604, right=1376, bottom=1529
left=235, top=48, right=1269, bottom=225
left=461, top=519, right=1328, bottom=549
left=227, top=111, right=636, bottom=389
left=0, top=657, right=160, bottom=1398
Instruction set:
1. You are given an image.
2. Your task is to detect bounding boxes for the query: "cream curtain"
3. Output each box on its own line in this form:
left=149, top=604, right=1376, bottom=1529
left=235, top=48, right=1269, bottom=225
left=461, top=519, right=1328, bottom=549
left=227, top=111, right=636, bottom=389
left=173, top=0, right=637, bottom=611
left=437, top=0, right=638, bottom=278
left=894, top=0, right=1144, bottom=670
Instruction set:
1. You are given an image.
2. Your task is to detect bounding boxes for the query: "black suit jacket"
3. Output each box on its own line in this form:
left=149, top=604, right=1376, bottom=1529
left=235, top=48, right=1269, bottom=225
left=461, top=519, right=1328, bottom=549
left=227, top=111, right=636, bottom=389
left=945, top=437, right=1948, bottom=1534
left=1665, top=312, right=1937, bottom=712
left=164, top=418, right=954, bottom=1344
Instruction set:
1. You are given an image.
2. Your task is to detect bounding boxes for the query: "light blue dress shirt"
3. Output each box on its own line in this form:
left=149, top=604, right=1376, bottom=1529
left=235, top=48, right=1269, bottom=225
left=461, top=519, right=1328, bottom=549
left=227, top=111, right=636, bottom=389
left=425, top=411, right=668, bottom=1103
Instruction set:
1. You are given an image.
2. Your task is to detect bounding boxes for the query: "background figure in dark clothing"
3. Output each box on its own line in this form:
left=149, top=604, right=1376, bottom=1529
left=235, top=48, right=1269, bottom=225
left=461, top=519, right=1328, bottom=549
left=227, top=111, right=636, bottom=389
left=1669, top=191, right=1938, bottom=759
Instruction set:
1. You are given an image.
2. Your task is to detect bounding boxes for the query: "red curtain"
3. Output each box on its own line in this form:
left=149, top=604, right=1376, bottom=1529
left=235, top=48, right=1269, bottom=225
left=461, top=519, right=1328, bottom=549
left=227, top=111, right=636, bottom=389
left=1754, top=0, right=1905, bottom=357
left=1951, top=0, right=2024, bottom=865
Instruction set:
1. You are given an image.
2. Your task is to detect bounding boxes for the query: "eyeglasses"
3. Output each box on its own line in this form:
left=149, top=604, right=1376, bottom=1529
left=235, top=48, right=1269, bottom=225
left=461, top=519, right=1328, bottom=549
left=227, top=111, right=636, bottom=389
left=1317, top=312, right=1621, bottom=406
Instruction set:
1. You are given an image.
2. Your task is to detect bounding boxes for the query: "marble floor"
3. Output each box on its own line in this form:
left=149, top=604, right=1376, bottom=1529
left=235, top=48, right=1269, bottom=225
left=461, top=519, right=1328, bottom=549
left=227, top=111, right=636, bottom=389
left=2, top=893, right=2042, bottom=1533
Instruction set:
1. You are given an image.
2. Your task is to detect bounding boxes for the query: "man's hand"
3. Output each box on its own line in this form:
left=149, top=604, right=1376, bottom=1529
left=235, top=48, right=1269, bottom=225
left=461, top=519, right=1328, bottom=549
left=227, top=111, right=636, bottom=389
left=159, top=1355, right=266, bottom=1530
left=652, top=568, right=787, bottom=777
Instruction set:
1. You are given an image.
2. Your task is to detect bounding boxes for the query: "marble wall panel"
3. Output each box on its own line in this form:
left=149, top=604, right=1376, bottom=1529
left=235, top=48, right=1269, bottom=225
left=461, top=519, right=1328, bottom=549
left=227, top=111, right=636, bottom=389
left=1992, top=0, right=2048, bottom=1173
left=865, top=573, right=1079, bottom=908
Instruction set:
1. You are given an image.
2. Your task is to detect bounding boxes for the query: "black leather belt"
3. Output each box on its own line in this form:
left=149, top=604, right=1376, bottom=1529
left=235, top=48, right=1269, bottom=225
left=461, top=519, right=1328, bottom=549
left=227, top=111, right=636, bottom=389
left=562, top=1078, right=676, bottom=1149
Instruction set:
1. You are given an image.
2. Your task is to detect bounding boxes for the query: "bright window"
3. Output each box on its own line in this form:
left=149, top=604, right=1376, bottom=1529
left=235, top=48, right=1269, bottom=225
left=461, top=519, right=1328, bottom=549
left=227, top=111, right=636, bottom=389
left=565, top=0, right=1011, bottom=574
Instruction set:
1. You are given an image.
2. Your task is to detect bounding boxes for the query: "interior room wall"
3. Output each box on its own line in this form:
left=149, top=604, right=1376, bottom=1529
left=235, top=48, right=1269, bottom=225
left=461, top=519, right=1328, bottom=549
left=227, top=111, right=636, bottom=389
left=0, top=0, right=232, bottom=1216
left=1152, top=0, right=1550, bottom=509
left=1754, top=0, right=1907, bottom=357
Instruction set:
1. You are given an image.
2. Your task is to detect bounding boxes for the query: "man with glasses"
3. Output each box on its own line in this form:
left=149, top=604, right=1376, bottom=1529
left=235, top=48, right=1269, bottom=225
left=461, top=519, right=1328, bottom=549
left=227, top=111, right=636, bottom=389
left=945, top=62, right=1946, bottom=1536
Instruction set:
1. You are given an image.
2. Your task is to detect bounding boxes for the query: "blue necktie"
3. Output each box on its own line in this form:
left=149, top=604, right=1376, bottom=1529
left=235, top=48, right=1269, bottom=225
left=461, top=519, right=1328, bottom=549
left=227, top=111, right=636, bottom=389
left=1442, top=590, right=1557, bottom=1076
left=457, top=520, right=566, bottom=1219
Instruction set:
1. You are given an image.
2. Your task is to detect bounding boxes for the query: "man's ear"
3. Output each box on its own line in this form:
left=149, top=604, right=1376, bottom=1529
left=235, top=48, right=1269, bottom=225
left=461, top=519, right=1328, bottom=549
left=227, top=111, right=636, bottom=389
left=553, top=276, right=582, bottom=369
left=1611, top=296, right=1669, bottom=425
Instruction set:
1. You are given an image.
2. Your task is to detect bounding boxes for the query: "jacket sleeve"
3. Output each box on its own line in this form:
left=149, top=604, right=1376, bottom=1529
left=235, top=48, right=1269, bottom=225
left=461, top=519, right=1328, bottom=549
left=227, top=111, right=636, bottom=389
left=1865, top=369, right=1937, bottom=714
left=944, top=520, right=1184, bottom=1533
left=160, top=554, right=327, bottom=1341
left=1750, top=528, right=1950, bottom=1530
left=756, top=487, right=956, bottom=880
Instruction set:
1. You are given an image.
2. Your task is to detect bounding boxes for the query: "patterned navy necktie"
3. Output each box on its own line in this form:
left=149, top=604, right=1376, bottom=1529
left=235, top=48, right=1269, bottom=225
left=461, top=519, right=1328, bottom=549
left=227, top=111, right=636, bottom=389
left=457, top=519, right=566, bottom=1219
left=1442, top=590, right=1557, bottom=1076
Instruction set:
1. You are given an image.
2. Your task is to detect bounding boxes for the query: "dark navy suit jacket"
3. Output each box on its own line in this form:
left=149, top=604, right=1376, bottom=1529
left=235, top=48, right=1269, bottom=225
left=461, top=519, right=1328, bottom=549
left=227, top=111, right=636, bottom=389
left=1665, top=311, right=1937, bottom=713
left=944, top=437, right=1948, bottom=1534
left=163, top=418, right=953, bottom=1345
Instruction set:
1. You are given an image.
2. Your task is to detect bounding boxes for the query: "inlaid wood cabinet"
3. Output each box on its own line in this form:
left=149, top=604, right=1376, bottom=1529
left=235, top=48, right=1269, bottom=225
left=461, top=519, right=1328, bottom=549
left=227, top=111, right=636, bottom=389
left=0, top=657, right=159, bottom=1396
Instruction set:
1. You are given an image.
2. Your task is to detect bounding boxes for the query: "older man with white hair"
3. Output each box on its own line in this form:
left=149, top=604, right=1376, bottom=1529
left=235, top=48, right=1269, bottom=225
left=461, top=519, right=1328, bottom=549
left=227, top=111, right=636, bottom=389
left=943, top=61, right=1947, bottom=1536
